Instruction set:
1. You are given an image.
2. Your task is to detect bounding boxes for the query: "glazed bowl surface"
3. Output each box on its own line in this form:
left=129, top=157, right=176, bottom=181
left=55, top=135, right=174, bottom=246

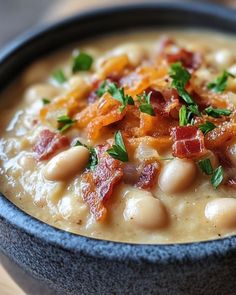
left=0, top=2, right=236, bottom=295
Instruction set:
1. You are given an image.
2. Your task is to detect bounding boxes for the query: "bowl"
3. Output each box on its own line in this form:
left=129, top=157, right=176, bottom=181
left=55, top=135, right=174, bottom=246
left=1, top=2, right=236, bottom=294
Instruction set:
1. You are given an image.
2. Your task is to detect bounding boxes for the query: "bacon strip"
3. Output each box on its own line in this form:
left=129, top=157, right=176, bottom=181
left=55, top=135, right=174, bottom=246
left=33, top=129, right=69, bottom=161
left=136, top=161, right=159, bottom=189
left=171, top=126, right=206, bottom=159
left=81, top=145, right=123, bottom=221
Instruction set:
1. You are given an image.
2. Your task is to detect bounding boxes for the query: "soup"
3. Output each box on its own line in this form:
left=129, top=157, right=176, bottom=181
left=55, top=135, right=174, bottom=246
left=1, top=30, right=236, bottom=244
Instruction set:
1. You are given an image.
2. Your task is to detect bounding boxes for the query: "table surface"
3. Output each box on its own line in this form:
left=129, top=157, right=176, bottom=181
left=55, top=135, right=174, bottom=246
left=0, top=0, right=234, bottom=294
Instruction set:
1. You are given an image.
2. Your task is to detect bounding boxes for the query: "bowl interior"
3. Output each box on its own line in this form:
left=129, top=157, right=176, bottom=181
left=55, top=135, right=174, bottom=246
left=0, top=2, right=236, bottom=262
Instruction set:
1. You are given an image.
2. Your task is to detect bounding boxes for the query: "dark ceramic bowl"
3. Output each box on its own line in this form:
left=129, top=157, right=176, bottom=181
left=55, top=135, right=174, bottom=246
left=1, top=2, right=236, bottom=295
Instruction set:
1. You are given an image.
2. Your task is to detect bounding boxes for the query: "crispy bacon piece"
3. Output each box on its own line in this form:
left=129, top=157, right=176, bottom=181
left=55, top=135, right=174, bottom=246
left=158, top=38, right=202, bottom=72
left=33, top=129, right=69, bottom=161
left=76, top=94, right=126, bottom=140
left=166, top=49, right=202, bottom=72
left=81, top=145, right=123, bottom=221
left=171, top=126, right=206, bottom=159
left=136, top=161, right=159, bottom=189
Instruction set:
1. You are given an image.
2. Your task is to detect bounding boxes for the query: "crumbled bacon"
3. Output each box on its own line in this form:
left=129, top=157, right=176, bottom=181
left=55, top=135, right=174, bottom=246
left=171, top=126, right=206, bottom=159
left=81, top=145, right=123, bottom=221
left=166, top=49, right=202, bottom=72
left=33, top=129, right=69, bottom=161
left=158, top=38, right=202, bottom=72
left=136, top=161, right=159, bottom=189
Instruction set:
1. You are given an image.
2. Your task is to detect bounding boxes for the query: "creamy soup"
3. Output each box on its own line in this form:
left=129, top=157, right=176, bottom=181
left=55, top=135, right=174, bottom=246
left=1, top=30, right=236, bottom=244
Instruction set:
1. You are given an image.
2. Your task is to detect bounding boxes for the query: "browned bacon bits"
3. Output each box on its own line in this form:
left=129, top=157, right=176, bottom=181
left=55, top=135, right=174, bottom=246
left=81, top=145, right=123, bottom=221
left=171, top=126, right=206, bottom=159
left=136, top=161, right=159, bottom=190
left=33, top=129, right=69, bottom=161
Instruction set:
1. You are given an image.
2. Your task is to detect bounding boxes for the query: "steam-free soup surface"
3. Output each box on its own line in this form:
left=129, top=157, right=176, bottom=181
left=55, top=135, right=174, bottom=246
left=1, top=30, right=236, bottom=244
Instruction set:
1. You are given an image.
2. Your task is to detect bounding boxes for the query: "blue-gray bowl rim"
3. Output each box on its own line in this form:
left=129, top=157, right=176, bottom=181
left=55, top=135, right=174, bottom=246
left=0, top=1, right=236, bottom=265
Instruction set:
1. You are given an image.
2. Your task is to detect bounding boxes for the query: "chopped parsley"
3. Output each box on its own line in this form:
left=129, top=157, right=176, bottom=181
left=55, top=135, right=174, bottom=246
left=211, top=166, right=224, bottom=189
left=207, top=70, right=235, bottom=93
left=52, top=69, right=67, bottom=84
left=42, top=98, right=50, bottom=105
left=95, top=81, right=108, bottom=97
left=159, top=157, right=174, bottom=161
left=95, top=81, right=134, bottom=111
left=137, top=91, right=155, bottom=116
left=107, top=83, right=134, bottom=111
left=199, top=121, right=216, bottom=135
left=198, top=158, right=224, bottom=189
left=169, top=62, right=200, bottom=116
left=107, top=131, right=128, bottom=162
left=74, top=140, right=98, bottom=170
left=198, top=158, right=213, bottom=175
left=205, top=106, right=232, bottom=118
left=72, top=52, right=93, bottom=73
left=179, top=105, right=188, bottom=126
left=57, top=115, right=76, bottom=132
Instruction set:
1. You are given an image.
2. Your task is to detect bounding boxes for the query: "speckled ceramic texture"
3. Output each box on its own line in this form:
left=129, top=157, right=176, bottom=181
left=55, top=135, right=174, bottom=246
left=0, top=3, right=236, bottom=295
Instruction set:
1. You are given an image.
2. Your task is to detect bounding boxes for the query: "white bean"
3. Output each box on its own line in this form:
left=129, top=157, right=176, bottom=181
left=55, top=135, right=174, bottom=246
left=213, top=49, right=234, bottom=69
left=228, top=64, right=236, bottom=76
left=58, top=195, right=88, bottom=223
left=226, top=140, right=236, bottom=166
left=158, top=158, right=197, bottom=194
left=44, top=146, right=90, bottom=181
left=205, top=198, right=236, bottom=229
left=124, top=190, right=168, bottom=229
left=18, top=155, right=35, bottom=171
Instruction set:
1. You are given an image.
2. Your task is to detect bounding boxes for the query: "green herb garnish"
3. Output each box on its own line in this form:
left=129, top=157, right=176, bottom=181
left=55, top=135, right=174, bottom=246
left=107, top=131, right=128, bottom=162
left=205, top=106, right=232, bottom=118
left=198, top=158, right=224, bottom=189
left=199, top=121, right=216, bottom=135
left=72, top=52, right=93, bottom=73
left=74, top=140, right=98, bottom=170
left=95, top=81, right=108, bottom=97
left=198, top=158, right=214, bottom=175
left=42, top=98, right=50, bottom=105
left=169, top=62, right=200, bottom=116
left=52, top=69, right=67, bottom=84
left=159, top=157, right=174, bottom=161
left=107, top=83, right=134, bottom=111
left=179, top=105, right=188, bottom=126
left=207, top=70, right=235, bottom=93
left=211, top=166, right=224, bottom=189
left=95, top=81, right=134, bottom=111
left=57, top=115, right=76, bottom=132
left=137, top=91, right=155, bottom=116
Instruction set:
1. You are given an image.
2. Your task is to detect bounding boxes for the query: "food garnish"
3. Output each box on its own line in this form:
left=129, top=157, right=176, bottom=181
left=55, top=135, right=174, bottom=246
left=42, top=98, right=50, bottom=105
left=74, top=140, right=98, bottom=170
left=204, top=106, right=232, bottom=118
left=52, top=69, right=67, bottom=84
left=107, top=131, right=129, bottom=162
left=199, top=121, right=216, bottom=135
left=137, top=91, right=155, bottom=116
left=72, top=52, right=93, bottom=73
left=57, top=115, right=76, bottom=132
left=207, top=70, right=235, bottom=93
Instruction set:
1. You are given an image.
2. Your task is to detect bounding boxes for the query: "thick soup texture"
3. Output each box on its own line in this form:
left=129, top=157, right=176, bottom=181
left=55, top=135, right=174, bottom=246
left=1, top=31, right=236, bottom=244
